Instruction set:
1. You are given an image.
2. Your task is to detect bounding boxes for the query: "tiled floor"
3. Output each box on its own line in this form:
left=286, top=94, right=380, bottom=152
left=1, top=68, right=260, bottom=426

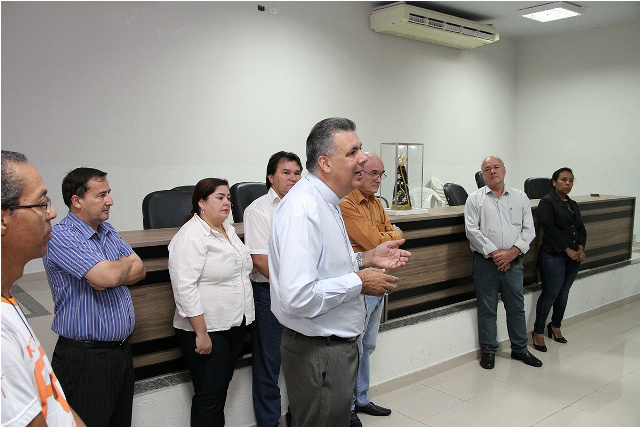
left=357, top=297, right=640, bottom=427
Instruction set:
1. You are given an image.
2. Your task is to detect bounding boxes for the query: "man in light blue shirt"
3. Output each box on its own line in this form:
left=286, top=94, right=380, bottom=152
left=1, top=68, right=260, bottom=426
left=269, top=118, right=410, bottom=427
left=465, top=156, right=541, bottom=370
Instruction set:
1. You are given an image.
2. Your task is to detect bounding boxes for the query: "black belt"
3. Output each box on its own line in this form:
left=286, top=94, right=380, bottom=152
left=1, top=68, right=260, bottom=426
left=251, top=281, right=270, bottom=289
left=58, top=335, right=130, bottom=349
left=284, top=327, right=358, bottom=343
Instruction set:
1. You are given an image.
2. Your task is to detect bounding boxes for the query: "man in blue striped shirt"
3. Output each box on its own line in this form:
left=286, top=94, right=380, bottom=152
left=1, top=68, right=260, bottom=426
left=44, top=167, right=146, bottom=427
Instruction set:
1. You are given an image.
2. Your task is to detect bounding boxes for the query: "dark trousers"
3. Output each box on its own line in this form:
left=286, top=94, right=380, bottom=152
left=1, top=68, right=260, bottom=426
left=175, top=320, right=246, bottom=427
left=51, top=338, right=134, bottom=427
left=472, top=252, right=528, bottom=354
left=280, top=328, right=359, bottom=427
left=251, top=283, right=286, bottom=427
left=534, top=251, right=581, bottom=334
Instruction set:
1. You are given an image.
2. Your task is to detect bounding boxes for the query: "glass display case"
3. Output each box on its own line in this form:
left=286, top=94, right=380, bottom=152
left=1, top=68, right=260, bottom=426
left=379, top=143, right=425, bottom=215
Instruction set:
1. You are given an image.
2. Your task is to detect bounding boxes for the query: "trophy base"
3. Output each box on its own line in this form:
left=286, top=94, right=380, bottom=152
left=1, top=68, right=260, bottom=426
left=391, top=203, right=412, bottom=210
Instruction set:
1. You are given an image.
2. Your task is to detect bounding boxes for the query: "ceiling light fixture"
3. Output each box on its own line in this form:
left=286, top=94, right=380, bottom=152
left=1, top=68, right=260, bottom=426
left=521, top=2, right=583, bottom=22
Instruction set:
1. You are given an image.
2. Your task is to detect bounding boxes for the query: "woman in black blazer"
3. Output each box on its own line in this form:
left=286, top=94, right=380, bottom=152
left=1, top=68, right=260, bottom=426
left=531, top=167, right=587, bottom=352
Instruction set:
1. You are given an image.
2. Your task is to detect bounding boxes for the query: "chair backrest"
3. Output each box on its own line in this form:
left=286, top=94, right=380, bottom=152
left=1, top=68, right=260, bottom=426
left=409, top=187, right=444, bottom=209
left=475, top=171, right=486, bottom=188
left=443, top=183, right=469, bottom=207
left=229, top=182, right=268, bottom=223
left=171, top=185, right=196, bottom=194
left=142, top=190, right=194, bottom=229
left=427, top=177, right=448, bottom=206
left=524, top=177, right=552, bottom=199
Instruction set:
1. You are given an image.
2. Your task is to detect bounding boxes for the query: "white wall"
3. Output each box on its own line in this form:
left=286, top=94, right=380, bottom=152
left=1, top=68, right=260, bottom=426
left=512, top=19, right=640, bottom=229
left=2, top=1, right=518, bottom=273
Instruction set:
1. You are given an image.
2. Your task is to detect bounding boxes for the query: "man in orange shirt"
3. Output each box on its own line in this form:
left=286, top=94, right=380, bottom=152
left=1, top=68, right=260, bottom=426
left=339, top=153, right=403, bottom=426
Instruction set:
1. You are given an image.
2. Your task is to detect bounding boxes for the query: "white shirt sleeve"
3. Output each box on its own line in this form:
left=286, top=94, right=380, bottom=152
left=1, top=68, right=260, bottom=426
left=243, top=204, right=270, bottom=256
left=513, top=191, right=535, bottom=254
left=169, top=229, right=206, bottom=318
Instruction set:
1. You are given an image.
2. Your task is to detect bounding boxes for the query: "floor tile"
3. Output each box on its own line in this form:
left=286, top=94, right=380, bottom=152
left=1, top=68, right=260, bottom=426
left=374, top=382, right=464, bottom=422
left=572, top=388, right=640, bottom=426
left=423, top=402, right=530, bottom=427
left=468, top=384, right=567, bottom=425
left=532, top=406, right=626, bottom=427
left=418, top=365, right=505, bottom=400
left=509, top=369, right=600, bottom=404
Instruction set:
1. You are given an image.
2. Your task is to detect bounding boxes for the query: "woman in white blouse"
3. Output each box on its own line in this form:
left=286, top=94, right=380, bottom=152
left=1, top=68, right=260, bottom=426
left=168, top=178, right=254, bottom=427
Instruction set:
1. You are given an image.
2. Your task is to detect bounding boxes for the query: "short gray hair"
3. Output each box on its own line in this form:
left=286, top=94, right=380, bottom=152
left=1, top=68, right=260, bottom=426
left=306, top=117, right=356, bottom=173
left=1, top=150, right=28, bottom=209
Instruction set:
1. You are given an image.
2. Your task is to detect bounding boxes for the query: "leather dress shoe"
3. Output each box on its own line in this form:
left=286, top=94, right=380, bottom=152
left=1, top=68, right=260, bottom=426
left=480, top=353, right=495, bottom=369
left=350, top=411, right=362, bottom=427
left=511, top=350, right=543, bottom=367
left=355, top=401, right=392, bottom=416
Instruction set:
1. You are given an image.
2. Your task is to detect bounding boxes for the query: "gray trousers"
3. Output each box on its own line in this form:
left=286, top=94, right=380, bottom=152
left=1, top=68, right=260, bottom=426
left=281, top=328, right=359, bottom=427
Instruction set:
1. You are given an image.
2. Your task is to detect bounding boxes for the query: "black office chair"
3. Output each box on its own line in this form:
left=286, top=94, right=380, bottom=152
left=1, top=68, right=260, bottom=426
left=524, top=177, right=552, bottom=199
left=443, top=183, right=468, bottom=206
left=171, top=185, right=196, bottom=194
left=142, top=190, right=193, bottom=229
left=475, top=171, right=486, bottom=188
left=229, top=182, right=268, bottom=223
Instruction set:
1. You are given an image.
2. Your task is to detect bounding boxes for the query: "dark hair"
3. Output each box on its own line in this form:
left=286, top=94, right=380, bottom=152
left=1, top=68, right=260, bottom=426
left=1, top=150, right=29, bottom=209
left=551, top=167, right=574, bottom=183
left=265, top=151, right=303, bottom=189
left=189, top=178, right=230, bottom=219
left=62, top=168, right=108, bottom=207
left=305, top=117, right=356, bottom=173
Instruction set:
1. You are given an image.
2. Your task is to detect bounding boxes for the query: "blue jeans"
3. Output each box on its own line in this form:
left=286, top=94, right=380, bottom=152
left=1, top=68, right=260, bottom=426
left=352, top=295, right=384, bottom=409
left=251, top=283, right=286, bottom=427
left=534, top=251, right=581, bottom=334
left=472, top=253, right=528, bottom=354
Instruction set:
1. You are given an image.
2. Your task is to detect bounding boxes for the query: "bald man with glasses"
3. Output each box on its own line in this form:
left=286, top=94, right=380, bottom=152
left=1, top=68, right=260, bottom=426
left=339, top=153, right=403, bottom=426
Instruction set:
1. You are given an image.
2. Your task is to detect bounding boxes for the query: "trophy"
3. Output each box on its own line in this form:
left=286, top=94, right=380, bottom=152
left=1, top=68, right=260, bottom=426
left=392, top=154, right=411, bottom=210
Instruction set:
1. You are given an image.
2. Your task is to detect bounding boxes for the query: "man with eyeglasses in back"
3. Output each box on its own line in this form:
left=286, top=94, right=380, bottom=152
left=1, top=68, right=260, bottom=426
left=339, top=153, right=402, bottom=427
left=43, top=167, right=146, bottom=427
left=1, top=150, right=86, bottom=427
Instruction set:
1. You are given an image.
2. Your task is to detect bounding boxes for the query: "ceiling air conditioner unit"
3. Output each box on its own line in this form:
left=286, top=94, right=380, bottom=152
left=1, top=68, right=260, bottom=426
left=370, top=2, right=499, bottom=50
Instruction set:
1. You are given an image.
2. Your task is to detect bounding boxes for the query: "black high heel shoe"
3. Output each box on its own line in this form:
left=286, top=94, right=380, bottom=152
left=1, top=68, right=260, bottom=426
left=547, top=323, right=567, bottom=343
left=532, top=332, right=547, bottom=352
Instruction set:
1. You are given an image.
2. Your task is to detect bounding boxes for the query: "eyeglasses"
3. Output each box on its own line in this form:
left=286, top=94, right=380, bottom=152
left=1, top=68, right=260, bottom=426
left=364, top=171, right=387, bottom=180
left=2, top=196, right=52, bottom=214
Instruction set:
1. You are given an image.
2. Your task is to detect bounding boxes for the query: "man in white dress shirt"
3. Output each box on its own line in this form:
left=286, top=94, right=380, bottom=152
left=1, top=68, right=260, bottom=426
left=244, top=151, right=302, bottom=427
left=465, top=156, right=542, bottom=370
left=268, top=118, right=411, bottom=427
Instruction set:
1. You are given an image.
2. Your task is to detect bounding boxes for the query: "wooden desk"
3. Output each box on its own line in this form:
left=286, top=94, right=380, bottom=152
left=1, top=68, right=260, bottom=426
left=123, top=195, right=635, bottom=380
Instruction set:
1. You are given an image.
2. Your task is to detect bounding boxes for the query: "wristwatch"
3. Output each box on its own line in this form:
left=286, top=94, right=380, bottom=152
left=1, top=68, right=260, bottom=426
left=356, top=252, right=364, bottom=270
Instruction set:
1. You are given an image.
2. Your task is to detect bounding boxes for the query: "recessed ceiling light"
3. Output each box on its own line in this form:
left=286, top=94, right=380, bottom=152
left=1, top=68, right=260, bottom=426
left=521, top=2, right=583, bottom=22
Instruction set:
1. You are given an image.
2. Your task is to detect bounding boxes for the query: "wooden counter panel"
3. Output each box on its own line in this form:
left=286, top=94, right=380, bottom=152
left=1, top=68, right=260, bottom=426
left=133, top=348, right=183, bottom=369
left=129, top=282, right=175, bottom=344
left=391, top=242, right=473, bottom=290
left=584, top=217, right=633, bottom=250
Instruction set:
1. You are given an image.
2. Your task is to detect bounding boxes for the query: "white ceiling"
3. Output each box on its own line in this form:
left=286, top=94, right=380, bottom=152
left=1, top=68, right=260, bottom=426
left=375, top=1, right=640, bottom=39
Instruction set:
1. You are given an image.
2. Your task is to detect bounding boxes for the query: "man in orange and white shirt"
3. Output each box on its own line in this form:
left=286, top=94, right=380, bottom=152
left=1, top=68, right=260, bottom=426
left=1, top=150, right=85, bottom=427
